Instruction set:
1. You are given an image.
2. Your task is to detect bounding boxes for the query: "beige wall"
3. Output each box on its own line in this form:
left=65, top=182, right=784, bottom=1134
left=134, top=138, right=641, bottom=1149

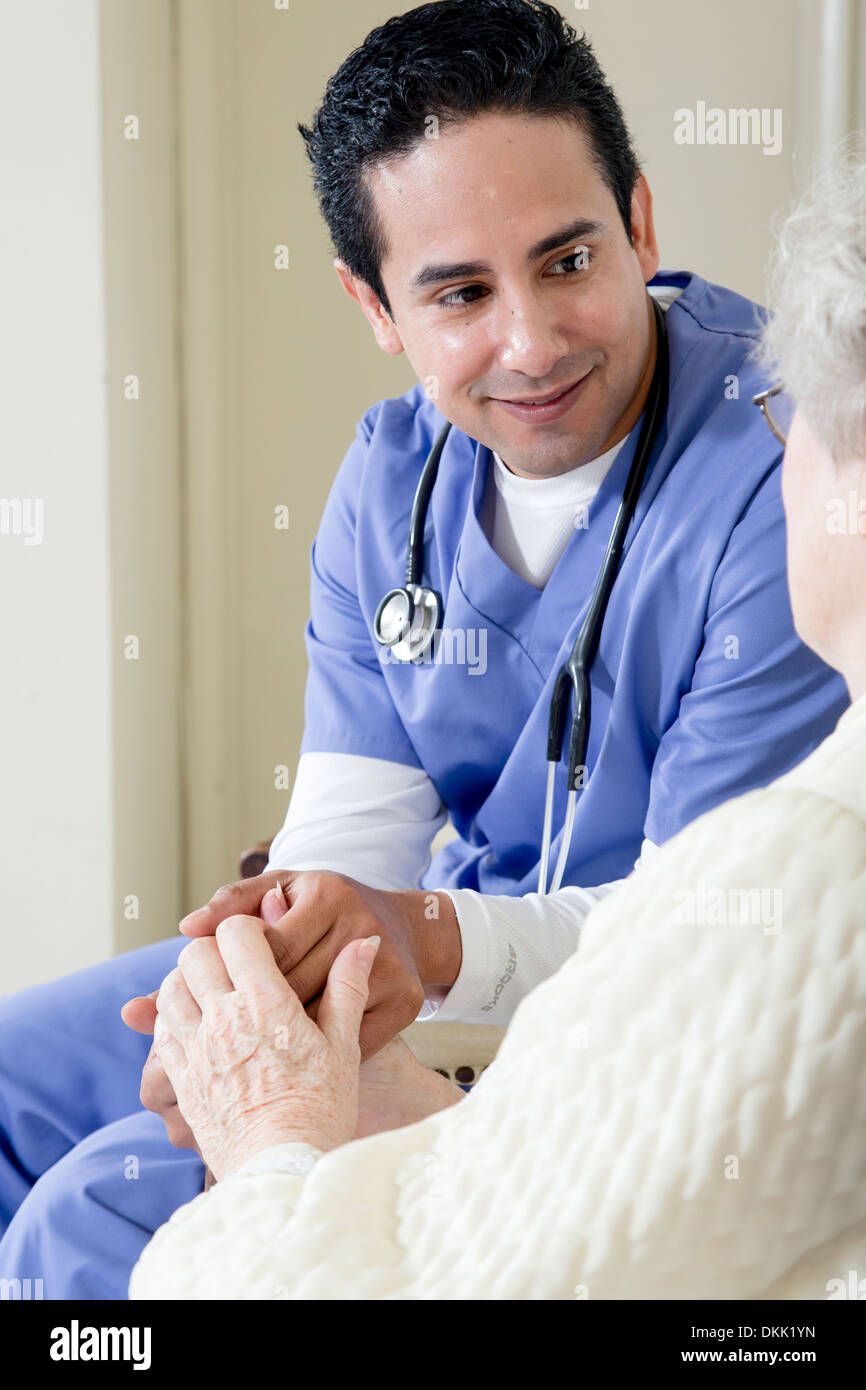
left=3, top=1, right=865, bottom=988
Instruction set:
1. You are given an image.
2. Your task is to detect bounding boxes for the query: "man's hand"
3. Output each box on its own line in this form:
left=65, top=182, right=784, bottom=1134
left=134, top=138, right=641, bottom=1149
left=126, top=869, right=461, bottom=1060
left=175, top=867, right=461, bottom=1050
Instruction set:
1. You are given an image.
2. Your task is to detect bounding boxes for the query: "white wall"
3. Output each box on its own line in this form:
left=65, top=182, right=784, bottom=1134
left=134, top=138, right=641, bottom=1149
left=0, top=0, right=113, bottom=990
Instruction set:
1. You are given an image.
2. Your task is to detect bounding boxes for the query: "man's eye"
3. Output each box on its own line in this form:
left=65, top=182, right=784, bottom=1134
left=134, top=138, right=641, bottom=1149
left=435, top=252, right=591, bottom=309
left=437, top=284, right=488, bottom=309
left=549, top=249, right=592, bottom=276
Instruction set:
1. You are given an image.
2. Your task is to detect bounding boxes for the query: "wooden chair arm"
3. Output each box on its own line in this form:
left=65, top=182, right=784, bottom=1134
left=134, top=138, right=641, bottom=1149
left=239, top=838, right=274, bottom=879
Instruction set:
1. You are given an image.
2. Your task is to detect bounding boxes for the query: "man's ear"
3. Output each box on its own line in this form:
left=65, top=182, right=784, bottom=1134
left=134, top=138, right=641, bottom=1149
left=630, top=175, right=660, bottom=284
left=333, top=258, right=405, bottom=356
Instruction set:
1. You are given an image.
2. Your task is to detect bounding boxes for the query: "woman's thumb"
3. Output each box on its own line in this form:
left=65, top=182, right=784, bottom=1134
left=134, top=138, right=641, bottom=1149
left=316, top=935, right=381, bottom=1053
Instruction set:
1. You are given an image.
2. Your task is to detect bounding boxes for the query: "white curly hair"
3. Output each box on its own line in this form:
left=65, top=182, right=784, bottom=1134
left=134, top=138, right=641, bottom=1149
left=754, top=135, right=866, bottom=463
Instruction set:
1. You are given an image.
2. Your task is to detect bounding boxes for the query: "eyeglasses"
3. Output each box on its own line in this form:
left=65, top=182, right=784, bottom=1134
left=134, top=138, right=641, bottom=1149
left=752, top=383, right=793, bottom=446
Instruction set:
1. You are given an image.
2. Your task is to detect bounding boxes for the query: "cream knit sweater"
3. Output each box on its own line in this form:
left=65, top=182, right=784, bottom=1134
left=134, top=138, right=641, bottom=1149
left=130, top=696, right=866, bottom=1300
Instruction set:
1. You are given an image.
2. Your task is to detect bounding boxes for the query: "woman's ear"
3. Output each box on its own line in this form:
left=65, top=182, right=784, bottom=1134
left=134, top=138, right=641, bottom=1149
left=333, top=258, right=405, bottom=356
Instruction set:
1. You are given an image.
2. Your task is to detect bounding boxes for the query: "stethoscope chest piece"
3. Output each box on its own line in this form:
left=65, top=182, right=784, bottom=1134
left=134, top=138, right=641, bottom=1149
left=374, top=583, right=442, bottom=663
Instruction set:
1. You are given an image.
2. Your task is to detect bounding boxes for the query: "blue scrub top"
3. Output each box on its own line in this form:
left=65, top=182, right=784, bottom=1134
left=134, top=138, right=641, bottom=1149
left=300, top=269, right=850, bottom=894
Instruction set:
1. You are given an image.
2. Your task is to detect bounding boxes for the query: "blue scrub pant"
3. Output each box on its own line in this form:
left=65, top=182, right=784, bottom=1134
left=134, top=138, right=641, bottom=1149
left=0, top=937, right=206, bottom=1299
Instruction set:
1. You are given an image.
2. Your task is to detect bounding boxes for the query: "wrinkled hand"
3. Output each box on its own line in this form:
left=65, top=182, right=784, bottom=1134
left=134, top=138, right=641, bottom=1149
left=132, top=998, right=463, bottom=1155
left=122, top=883, right=314, bottom=1153
left=353, top=1035, right=464, bottom=1140
left=152, top=916, right=381, bottom=1180
left=138, top=1033, right=197, bottom=1151
left=122, top=874, right=461, bottom=1152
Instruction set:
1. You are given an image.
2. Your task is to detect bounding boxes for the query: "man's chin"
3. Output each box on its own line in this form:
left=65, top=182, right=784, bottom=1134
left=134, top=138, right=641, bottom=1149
left=487, top=436, right=599, bottom=478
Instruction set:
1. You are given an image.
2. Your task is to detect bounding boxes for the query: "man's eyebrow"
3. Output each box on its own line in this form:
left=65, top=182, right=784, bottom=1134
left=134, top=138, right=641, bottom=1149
left=526, top=218, right=607, bottom=262
left=408, top=218, right=607, bottom=292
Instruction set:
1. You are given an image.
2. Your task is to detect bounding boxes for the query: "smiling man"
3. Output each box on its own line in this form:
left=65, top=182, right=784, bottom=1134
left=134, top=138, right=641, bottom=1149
left=0, top=0, right=851, bottom=1300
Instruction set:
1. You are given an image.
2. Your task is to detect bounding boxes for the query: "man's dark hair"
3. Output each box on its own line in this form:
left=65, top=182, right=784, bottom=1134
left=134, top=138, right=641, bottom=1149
left=297, top=0, right=641, bottom=318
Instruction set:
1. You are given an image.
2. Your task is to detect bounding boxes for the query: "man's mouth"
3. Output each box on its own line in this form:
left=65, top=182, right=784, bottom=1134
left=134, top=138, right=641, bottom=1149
left=492, top=368, right=594, bottom=423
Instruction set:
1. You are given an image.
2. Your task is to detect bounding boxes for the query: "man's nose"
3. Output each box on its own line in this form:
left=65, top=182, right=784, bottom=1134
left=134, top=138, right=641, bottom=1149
left=492, top=287, right=571, bottom=381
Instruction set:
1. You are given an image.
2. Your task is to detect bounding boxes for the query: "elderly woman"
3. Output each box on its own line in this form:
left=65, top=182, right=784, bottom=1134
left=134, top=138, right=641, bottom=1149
left=130, top=153, right=866, bottom=1301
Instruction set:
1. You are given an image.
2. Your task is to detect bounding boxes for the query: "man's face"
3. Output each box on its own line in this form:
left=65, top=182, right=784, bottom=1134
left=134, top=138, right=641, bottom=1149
left=345, top=111, right=660, bottom=479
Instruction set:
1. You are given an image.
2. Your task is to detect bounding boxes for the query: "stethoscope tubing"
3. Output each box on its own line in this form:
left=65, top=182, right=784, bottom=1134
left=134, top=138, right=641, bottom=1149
left=406, top=420, right=452, bottom=588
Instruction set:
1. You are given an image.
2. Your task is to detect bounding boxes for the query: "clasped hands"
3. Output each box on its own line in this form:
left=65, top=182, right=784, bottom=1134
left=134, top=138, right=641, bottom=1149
left=120, top=871, right=464, bottom=1180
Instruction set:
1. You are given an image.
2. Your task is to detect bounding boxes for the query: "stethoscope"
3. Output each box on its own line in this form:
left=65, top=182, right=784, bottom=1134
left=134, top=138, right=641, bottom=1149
left=373, top=295, right=670, bottom=894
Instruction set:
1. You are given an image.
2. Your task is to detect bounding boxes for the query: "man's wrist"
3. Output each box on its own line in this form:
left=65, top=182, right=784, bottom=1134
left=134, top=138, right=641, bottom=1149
left=399, top=888, right=462, bottom=988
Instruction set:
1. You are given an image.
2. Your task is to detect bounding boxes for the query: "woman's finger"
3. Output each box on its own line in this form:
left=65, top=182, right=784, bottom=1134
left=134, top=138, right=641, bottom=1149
left=153, top=1013, right=187, bottom=1072
left=178, top=937, right=234, bottom=1011
left=156, top=966, right=202, bottom=1040
left=215, top=916, right=299, bottom=1008
left=316, top=936, right=380, bottom=1056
